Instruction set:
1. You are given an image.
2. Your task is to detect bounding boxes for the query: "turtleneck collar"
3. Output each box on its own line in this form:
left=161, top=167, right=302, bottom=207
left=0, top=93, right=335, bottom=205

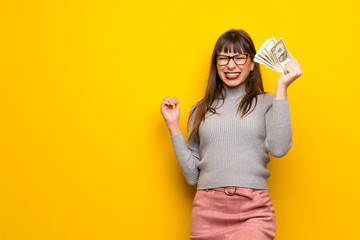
left=221, top=85, right=246, bottom=99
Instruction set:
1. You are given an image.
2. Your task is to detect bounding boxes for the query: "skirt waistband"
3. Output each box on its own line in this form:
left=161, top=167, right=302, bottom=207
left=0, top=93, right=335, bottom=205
left=198, top=186, right=255, bottom=196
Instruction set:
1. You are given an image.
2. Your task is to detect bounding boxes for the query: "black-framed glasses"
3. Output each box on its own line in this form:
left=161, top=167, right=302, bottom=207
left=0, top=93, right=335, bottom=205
left=216, top=53, right=250, bottom=66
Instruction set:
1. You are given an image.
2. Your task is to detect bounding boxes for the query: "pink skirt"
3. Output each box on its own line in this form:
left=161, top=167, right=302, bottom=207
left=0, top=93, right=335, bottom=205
left=190, top=186, right=276, bottom=240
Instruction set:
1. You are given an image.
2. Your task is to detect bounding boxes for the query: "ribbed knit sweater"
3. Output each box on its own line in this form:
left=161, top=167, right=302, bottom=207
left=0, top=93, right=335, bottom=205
left=170, top=85, right=293, bottom=190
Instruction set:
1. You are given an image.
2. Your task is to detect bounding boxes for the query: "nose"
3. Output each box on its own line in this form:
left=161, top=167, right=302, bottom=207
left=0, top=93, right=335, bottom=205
left=227, top=58, right=236, bottom=69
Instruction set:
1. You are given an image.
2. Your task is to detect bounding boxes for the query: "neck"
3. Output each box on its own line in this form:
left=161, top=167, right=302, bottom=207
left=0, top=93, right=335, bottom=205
left=221, top=84, right=246, bottom=99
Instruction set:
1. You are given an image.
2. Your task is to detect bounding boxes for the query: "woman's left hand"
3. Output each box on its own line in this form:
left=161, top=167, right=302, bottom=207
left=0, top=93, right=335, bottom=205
left=278, top=60, right=302, bottom=88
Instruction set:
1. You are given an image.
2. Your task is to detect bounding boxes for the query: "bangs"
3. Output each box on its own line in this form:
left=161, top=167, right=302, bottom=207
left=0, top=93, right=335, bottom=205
left=215, top=34, right=252, bottom=56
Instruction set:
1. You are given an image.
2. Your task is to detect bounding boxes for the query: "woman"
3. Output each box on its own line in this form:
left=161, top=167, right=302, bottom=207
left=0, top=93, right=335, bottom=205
left=160, top=29, right=302, bottom=240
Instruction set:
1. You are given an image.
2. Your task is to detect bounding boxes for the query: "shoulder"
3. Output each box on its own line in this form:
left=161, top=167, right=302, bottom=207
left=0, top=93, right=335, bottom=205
left=190, top=100, right=202, bottom=113
left=190, top=103, right=198, bottom=111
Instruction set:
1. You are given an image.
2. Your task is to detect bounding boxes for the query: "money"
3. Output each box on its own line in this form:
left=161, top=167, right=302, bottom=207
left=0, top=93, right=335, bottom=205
left=254, top=37, right=293, bottom=73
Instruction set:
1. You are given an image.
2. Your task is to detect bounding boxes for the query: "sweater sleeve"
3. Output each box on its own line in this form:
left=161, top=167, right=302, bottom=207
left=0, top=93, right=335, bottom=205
left=264, top=95, right=293, bottom=158
left=170, top=105, right=201, bottom=185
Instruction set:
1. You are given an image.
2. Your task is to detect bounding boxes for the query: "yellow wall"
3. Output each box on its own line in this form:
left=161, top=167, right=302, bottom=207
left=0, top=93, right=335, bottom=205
left=0, top=0, right=359, bottom=239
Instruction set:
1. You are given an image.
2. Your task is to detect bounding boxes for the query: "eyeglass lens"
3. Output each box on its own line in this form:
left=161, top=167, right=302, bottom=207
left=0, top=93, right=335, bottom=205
left=217, top=55, right=248, bottom=65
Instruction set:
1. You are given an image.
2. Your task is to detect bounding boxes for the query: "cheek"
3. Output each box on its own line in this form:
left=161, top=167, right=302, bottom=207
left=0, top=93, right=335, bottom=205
left=241, top=64, right=252, bottom=72
left=217, top=68, right=224, bottom=76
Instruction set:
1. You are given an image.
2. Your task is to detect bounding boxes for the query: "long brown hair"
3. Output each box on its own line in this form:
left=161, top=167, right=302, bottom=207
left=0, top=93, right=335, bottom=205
left=188, top=29, right=268, bottom=143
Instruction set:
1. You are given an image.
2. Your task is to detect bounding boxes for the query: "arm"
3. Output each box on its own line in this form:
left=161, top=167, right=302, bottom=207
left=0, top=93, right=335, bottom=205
left=170, top=105, right=201, bottom=185
left=264, top=94, right=293, bottom=158
left=264, top=59, right=302, bottom=157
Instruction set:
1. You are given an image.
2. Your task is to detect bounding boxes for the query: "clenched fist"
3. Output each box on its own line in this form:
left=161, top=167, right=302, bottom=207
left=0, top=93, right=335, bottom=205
left=278, top=60, right=303, bottom=87
left=160, top=97, right=181, bottom=136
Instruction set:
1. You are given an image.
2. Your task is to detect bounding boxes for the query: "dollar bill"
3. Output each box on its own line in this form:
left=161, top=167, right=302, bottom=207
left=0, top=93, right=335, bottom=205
left=255, top=38, right=282, bottom=73
left=254, top=37, right=294, bottom=73
left=270, top=38, right=293, bottom=69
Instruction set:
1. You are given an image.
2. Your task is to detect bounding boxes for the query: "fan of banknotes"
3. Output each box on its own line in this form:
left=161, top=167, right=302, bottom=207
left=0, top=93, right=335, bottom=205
left=254, top=37, right=293, bottom=73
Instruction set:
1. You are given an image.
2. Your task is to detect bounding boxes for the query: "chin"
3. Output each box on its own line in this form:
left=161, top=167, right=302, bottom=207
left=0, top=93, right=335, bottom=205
left=225, top=80, right=245, bottom=88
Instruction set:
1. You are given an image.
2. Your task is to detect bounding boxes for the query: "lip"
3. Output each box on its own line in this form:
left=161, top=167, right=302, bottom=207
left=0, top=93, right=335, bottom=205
left=224, top=72, right=241, bottom=80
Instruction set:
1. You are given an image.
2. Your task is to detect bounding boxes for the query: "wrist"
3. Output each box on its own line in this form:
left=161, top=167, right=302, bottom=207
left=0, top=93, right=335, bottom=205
left=168, top=122, right=181, bottom=136
left=275, top=84, right=288, bottom=99
left=276, top=81, right=288, bottom=89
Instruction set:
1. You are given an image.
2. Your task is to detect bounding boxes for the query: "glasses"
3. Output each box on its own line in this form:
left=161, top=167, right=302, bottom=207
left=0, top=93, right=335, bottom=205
left=216, top=53, right=250, bottom=66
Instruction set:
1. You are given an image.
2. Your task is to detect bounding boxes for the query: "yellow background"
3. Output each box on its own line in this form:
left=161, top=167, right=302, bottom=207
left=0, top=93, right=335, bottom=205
left=0, top=0, right=359, bottom=239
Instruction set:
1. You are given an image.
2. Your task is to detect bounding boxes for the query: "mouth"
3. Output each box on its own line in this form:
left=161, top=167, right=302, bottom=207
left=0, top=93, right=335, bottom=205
left=224, top=72, right=241, bottom=80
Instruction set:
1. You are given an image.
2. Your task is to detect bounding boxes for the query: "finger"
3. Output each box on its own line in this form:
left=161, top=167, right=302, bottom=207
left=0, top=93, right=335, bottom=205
left=170, top=99, right=178, bottom=107
left=288, top=65, right=302, bottom=77
left=292, top=61, right=299, bottom=68
left=162, top=100, right=173, bottom=107
left=283, top=65, right=294, bottom=76
left=288, top=62, right=301, bottom=73
left=284, top=61, right=292, bottom=70
left=286, top=60, right=294, bottom=65
left=283, top=68, right=290, bottom=75
left=286, top=65, right=296, bottom=74
left=161, top=100, right=168, bottom=108
left=295, top=60, right=302, bottom=70
left=162, top=99, right=172, bottom=106
left=167, top=101, right=176, bottom=107
left=171, top=98, right=178, bottom=105
left=287, top=61, right=297, bottom=69
left=287, top=62, right=299, bottom=73
left=284, top=64, right=291, bottom=74
left=291, top=65, right=301, bottom=73
left=165, top=97, right=177, bottom=106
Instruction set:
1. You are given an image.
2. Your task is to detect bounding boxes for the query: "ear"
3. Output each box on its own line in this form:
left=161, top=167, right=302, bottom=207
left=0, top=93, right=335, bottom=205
left=250, top=61, right=255, bottom=71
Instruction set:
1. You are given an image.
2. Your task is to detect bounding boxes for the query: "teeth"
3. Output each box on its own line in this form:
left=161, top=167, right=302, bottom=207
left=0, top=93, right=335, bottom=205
left=226, top=73, right=240, bottom=77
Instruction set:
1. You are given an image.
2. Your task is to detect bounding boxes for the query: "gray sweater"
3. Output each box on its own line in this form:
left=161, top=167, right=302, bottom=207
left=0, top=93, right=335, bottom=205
left=170, top=85, right=293, bottom=190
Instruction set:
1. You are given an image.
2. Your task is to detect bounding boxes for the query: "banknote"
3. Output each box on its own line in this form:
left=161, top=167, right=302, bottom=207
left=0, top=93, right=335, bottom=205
left=254, top=37, right=293, bottom=73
